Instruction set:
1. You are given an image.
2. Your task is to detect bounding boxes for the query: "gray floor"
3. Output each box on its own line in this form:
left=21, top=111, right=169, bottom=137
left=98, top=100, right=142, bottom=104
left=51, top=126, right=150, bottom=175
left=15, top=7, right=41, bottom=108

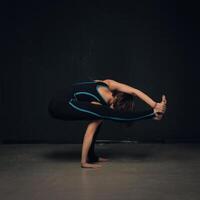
left=0, top=143, right=200, bottom=200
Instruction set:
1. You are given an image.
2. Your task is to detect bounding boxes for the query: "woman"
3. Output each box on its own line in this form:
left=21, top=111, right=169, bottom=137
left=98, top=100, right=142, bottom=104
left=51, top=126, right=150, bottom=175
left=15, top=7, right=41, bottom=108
left=48, top=79, right=167, bottom=168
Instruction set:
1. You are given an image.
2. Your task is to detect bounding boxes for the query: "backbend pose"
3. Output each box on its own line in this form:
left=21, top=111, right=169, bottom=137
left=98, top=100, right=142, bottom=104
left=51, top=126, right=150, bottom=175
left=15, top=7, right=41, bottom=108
left=48, top=79, right=167, bottom=168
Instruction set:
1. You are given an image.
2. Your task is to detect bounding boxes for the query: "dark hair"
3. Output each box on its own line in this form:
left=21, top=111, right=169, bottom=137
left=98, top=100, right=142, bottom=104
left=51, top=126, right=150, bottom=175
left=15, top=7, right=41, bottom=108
left=112, top=91, right=135, bottom=127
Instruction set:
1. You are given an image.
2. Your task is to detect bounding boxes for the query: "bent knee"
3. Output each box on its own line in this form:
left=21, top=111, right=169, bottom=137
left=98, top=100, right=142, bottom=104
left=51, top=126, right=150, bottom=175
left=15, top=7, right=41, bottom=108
left=96, top=119, right=103, bottom=124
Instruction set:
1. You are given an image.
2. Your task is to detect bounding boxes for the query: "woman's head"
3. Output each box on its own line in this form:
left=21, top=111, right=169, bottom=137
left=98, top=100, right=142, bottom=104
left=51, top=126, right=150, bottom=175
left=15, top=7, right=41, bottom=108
left=112, top=91, right=135, bottom=112
left=111, top=91, right=136, bottom=127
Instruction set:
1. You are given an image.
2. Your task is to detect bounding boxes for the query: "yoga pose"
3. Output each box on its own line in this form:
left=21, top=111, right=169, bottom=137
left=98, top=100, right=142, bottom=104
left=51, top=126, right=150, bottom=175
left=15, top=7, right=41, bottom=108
left=48, top=79, right=167, bottom=168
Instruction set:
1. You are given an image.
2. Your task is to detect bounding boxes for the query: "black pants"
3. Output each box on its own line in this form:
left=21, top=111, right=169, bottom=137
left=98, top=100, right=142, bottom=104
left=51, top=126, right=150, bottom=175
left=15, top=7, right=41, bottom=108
left=48, top=88, right=155, bottom=122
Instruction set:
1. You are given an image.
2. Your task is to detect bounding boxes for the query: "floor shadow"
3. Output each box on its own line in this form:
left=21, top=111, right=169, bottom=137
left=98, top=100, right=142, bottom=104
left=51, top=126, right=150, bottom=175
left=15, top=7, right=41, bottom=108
left=41, top=144, right=197, bottom=163
left=42, top=150, right=134, bottom=163
left=42, top=145, right=155, bottom=162
left=43, top=150, right=80, bottom=162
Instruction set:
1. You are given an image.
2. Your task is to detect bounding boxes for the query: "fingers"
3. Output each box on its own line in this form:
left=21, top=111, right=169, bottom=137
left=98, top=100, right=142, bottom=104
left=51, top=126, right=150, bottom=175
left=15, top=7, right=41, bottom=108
left=157, top=104, right=166, bottom=113
left=162, top=95, right=167, bottom=104
left=154, top=95, right=167, bottom=121
left=160, top=95, right=167, bottom=113
left=155, top=104, right=166, bottom=114
left=161, top=104, right=166, bottom=113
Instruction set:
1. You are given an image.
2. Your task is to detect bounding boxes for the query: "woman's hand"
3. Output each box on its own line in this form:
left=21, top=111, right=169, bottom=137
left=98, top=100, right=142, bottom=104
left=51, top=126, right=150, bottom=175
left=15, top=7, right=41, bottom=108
left=153, top=95, right=167, bottom=120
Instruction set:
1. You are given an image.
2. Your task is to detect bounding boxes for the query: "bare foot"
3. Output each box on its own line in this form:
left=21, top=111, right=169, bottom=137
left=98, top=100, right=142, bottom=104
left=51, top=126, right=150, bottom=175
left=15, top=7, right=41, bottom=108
left=81, top=162, right=102, bottom=169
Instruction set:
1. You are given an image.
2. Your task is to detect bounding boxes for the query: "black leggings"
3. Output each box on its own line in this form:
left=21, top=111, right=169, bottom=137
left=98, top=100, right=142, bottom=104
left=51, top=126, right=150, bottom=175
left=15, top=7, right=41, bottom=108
left=48, top=90, right=156, bottom=123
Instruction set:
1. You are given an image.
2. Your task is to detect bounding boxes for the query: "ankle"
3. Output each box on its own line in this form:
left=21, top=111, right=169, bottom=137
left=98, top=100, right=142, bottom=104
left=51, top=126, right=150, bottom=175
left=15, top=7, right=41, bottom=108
left=81, top=159, right=87, bottom=164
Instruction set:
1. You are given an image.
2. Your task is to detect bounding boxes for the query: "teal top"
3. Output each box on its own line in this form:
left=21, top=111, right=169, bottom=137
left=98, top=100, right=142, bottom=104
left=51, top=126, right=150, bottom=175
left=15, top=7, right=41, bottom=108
left=72, top=81, right=109, bottom=106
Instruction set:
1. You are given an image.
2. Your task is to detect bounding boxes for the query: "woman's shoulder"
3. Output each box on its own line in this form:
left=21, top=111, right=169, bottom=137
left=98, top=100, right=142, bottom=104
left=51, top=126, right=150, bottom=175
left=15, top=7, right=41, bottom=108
left=94, top=79, right=110, bottom=85
left=94, top=79, right=110, bottom=87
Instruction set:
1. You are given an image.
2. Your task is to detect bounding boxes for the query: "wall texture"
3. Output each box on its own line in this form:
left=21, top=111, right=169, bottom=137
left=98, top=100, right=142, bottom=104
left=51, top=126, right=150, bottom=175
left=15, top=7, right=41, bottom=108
left=1, top=1, right=199, bottom=143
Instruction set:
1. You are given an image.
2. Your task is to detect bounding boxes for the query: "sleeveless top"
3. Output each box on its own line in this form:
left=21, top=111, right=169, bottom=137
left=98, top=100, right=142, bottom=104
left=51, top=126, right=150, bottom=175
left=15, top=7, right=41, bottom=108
left=70, top=81, right=109, bottom=106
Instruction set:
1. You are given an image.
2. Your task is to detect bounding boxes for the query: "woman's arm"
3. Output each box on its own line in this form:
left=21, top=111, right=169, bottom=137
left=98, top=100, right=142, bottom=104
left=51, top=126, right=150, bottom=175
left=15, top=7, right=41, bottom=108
left=68, top=99, right=156, bottom=122
left=103, top=79, right=156, bottom=108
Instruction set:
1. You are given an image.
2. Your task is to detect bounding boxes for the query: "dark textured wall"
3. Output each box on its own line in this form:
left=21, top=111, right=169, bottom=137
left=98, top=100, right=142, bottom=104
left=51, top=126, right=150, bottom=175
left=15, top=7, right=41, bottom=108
left=1, top=0, right=199, bottom=143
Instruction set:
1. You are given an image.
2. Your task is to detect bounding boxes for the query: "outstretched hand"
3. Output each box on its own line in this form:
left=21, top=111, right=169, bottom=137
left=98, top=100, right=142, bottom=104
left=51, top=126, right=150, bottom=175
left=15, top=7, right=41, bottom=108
left=153, top=95, right=167, bottom=120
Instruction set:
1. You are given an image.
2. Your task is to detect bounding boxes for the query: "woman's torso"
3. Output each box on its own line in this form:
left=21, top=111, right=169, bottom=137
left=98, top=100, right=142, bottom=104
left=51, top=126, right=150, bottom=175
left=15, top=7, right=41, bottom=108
left=70, top=80, right=110, bottom=105
left=50, top=80, right=111, bottom=107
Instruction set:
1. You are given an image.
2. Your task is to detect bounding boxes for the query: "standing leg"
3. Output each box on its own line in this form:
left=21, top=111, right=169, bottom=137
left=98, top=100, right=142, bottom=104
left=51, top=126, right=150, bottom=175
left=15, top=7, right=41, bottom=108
left=81, top=120, right=103, bottom=168
left=87, top=121, right=103, bottom=163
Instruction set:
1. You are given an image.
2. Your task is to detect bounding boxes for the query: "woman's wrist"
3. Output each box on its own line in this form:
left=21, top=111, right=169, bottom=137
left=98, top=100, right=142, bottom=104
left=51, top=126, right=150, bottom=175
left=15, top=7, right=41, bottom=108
left=152, top=102, right=157, bottom=109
